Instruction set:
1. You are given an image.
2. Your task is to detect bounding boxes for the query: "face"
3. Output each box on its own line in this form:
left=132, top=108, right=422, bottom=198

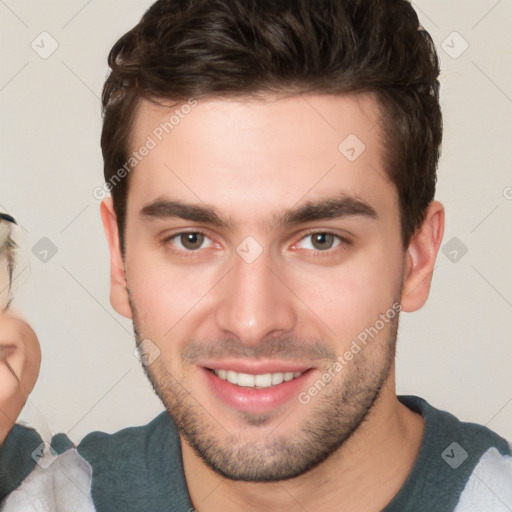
left=112, top=93, right=408, bottom=481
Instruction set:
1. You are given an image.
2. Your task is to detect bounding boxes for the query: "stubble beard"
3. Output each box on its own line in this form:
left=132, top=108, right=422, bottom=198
left=129, top=293, right=398, bottom=482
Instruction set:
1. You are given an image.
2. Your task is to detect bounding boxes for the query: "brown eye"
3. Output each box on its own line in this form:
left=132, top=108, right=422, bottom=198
left=179, top=232, right=205, bottom=250
left=162, top=230, right=216, bottom=255
left=310, top=232, right=336, bottom=250
left=293, top=231, right=347, bottom=254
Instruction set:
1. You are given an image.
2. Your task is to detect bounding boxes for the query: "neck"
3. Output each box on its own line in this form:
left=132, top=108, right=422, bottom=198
left=181, top=374, right=424, bottom=512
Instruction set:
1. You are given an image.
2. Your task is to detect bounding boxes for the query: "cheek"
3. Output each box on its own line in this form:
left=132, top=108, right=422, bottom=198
left=125, top=227, right=404, bottom=352
left=289, top=243, right=403, bottom=340
left=125, top=248, right=216, bottom=335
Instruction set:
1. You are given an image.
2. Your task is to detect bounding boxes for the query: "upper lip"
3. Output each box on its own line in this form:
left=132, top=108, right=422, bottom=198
left=200, top=360, right=313, bottom=374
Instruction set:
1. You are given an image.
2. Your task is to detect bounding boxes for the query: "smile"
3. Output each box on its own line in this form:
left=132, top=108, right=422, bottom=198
left=210, top=369, right=304, bottom=388
left=202, top=365, right=315, bottom=414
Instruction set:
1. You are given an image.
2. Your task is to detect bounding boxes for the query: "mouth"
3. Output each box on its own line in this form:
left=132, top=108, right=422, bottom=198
left=200, top=362, right=315, bottom=414
left=207, top=368, right=304, bottom=388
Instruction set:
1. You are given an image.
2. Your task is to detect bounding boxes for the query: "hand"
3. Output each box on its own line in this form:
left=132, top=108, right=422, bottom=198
left=0, top=311, right=41, bottom=445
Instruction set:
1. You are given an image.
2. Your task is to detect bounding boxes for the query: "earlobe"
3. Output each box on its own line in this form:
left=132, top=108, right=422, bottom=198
left=99, top=197, right=133, bottom=319
left=400, top=200, right=445, bottom=312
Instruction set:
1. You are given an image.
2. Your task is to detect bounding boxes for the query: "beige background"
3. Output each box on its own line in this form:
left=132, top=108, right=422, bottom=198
left=0, top=0, right=511, bottom=444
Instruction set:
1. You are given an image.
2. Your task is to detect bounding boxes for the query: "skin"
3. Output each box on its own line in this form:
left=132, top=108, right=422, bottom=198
left=0, top=311, right=41, bottom=445
left=101, top=92, right=445, bottom=511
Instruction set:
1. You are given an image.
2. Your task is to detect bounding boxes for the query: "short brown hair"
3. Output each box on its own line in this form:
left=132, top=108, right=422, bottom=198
left=101, top=0, right=442, bottom=255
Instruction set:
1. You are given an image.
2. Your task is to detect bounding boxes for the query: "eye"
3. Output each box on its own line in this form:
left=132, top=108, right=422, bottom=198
left=294, top=231, right=348, bottom=253
left=163, top=230, right=215, bottom=253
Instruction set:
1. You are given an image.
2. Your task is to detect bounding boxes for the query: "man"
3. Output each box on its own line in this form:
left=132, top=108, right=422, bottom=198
left=1, top=0, right=511, bottom=510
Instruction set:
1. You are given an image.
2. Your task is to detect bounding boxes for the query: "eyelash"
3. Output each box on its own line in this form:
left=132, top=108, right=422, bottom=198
left=161, top=229, right=351, bottom=257
left=297, top=229, right=351, bottom=257
left=161, top=229, right=215, bottom=257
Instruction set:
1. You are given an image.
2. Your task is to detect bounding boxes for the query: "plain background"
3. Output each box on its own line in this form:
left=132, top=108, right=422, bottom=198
left=0, top=0, right=511, bottom=445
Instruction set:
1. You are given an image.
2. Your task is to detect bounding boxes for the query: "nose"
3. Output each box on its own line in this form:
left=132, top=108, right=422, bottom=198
left=214, top=248, right=297, bottom=347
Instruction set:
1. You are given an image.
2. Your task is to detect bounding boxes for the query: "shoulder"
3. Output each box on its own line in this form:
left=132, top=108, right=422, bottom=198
left=1, top=411, right=186, bottom=511
left=77, top=410, right=176, bottom=464
left=399, top=395, right=511, bottom=459
left=1, top=447, right=96, bottom=512
left=76, top=410, right=181, bottom=485
left=76, top=411, right=190, bottom=510
left=396, top=395, right=512, bottom=511
left=455, top=445, right=512, bottom=511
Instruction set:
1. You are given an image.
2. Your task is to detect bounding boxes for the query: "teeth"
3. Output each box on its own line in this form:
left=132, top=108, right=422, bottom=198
left=226, top=370, right=237, bottom=384
left=213, top=369, right=303, bottom=388
left=271, top=372, right=284, bottom=385
left=254, top=374, right=272, bottom=387
left=237, top=373, right=255, bottom=387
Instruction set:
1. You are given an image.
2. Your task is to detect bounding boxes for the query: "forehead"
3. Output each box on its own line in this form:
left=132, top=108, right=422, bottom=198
left=126, top=93, right=396, bottom=229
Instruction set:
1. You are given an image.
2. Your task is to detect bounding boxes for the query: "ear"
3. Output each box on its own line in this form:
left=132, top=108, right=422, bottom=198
left=400, top=200, right=445, bottom=312
left=100, top=197, right=132, bottom=319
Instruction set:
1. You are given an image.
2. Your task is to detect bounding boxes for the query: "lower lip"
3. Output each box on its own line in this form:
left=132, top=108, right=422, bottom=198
left=201, top=367, right=314, bottom=414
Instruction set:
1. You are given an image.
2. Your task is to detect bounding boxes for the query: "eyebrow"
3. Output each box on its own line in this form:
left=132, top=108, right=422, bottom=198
left=139, top=193, right=378, bottom=230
